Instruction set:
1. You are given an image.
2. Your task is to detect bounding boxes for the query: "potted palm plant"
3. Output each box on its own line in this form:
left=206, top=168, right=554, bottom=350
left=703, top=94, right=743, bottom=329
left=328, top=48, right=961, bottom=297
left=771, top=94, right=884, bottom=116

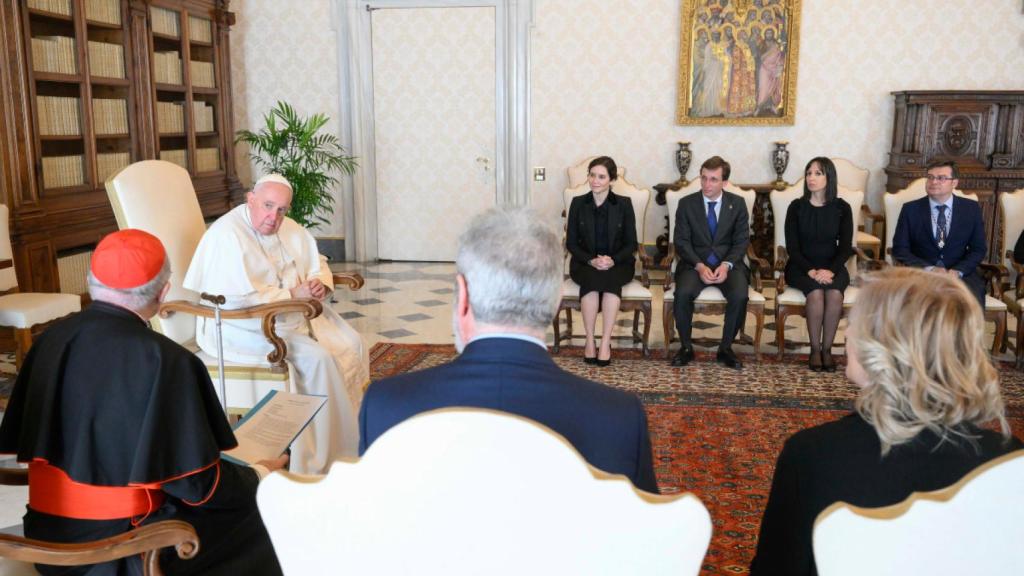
left=235, top=101, right=356, bottom=230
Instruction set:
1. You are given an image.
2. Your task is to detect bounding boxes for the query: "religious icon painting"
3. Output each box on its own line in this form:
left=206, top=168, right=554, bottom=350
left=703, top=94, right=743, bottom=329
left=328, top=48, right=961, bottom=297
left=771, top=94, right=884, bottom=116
left=676, top=0, right=802, bottom=126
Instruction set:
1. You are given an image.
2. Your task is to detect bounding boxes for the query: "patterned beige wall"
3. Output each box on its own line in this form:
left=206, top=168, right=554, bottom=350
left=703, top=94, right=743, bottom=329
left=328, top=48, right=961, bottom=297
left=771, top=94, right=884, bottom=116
left=230, top=0, right=1024, bottom=250
left=530, top=0, right=1024, bottom=241
left=230, top=0, right=347, bottom=237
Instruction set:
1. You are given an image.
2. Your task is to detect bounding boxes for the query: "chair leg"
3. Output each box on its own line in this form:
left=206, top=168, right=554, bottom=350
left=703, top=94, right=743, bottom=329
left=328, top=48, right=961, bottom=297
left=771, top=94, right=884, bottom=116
left=1017, top=311, right=1024, bottom=369
left=662, top=305, right=674, bottom=356
left=753, top=305, right=764, bottom=362
left=551, top=309, right=562, bottom=354
left=14, top=327, right=33, bottom=369
left=640, top=302, right=652, bottom=357
left=776, top=308, right=787, bottom=361
left=565, top=308, right=574, bottom=343
left=991, top=311, right=1006, bottom=356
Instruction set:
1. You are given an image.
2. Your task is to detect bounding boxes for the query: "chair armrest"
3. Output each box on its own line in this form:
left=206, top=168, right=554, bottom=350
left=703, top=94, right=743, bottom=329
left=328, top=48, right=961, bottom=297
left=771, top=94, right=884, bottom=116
left=659, top=244, right=676, bottom=270
left=978, top=263, right=1004, bottom=298
left=853, top=247, right=885, bottom=273
left=1009, top=254, right=1024, bottom=299
left=0, top=467, right=28, bottom=485
left=773, top=246, right=788, bottom=292
left=746, top=245, right=768, bottom=292
left=332, top=272, right=364, bottom=291
left=861, top=205, right=884, bottom=237
left=0, top=259, right=11, bottom=271
left=159, top=299, right=324, bottom=371
left=0, top=519, right=198, bottom=575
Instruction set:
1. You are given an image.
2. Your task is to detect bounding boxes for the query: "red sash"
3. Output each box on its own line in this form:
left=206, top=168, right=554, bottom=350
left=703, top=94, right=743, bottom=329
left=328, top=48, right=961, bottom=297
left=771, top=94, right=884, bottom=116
left=28, top=461, right=165, bottom=521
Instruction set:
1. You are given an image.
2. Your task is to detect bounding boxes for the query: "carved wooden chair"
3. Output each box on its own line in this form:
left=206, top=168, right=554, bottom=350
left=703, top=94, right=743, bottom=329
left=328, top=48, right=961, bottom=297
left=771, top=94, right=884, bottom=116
left=997, top=188, right=1024, bottom=366
left=771, top=183, right=878, bottom=359
left=0, top=467, right=198, bottom=576
left=814, top=449, right=1024, bottom=576
left=661, top=181, right=766, bottom=359
left=882, top=178, right=1006, bottom=353
left=258, top=408, right=712, bottom=575
left=0, top=204, right=81, bottom=369
left=105, top=160, right=364, bottom=414
left=552, top=163, right=653, bottom=356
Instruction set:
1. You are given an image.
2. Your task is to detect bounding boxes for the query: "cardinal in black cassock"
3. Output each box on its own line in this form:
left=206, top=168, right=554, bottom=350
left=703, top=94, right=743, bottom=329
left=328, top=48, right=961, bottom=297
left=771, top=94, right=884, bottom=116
left=0, top=229, right=283, bottom=576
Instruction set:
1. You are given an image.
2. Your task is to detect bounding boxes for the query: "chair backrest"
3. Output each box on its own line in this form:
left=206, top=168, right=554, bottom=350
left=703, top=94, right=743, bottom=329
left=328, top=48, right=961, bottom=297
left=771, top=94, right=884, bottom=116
left=882, top=178, right=976, bottom=263
left=257, top=408, right=712, bottom=575
left=830, top=158, right=869, bottom=195
left=998, top=188, right=1024, bottom=275
left=813, top=449, right=1024, bottom=576
left=565, top=156, right=627, bottom=189
left=0, top=204, right=19, bottom=292
left=105, top=160, right=205, bottom=343
left=769, top=183, right=804, bottom=251
left=563, top=176, right=651, bottom=244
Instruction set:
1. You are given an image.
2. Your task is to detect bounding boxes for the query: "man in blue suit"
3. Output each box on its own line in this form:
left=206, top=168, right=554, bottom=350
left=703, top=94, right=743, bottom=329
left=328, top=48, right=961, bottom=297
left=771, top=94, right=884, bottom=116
left=892, top=160, right=987, bottom=307
left=358, top=207, right=658, bottom=493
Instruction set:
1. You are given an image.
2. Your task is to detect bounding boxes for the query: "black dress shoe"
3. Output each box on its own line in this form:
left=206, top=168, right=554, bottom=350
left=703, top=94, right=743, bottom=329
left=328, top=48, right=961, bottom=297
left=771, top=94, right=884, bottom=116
left=584, top=355, right=597, bottom=365
left=821, top=351, right=836, bottom=372
left=716, top=348, right=743, bottom=370
left=671, top=347, right=695, bottom=366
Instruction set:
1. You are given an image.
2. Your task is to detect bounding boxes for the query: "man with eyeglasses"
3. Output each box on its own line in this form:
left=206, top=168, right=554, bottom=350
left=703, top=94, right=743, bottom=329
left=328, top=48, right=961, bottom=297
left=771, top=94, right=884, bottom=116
left=892, top=160, right=987, bottom=306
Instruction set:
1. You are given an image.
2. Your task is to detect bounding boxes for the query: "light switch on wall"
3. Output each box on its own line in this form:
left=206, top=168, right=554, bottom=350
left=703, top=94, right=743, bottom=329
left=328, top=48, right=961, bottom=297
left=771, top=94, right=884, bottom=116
left=533, top=167, right=545, bottom=181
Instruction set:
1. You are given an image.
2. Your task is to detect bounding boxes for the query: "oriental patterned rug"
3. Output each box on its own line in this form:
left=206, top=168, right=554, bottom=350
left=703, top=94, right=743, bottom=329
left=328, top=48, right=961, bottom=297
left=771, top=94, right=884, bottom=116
left=369, top=343, right=1024, bottom=576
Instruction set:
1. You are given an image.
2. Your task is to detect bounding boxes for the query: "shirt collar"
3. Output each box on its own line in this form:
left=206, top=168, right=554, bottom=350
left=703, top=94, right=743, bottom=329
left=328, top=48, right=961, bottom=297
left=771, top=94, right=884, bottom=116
left=929, top=196, right=954, bottom=211
left=469, top=332, right=547, bottom=350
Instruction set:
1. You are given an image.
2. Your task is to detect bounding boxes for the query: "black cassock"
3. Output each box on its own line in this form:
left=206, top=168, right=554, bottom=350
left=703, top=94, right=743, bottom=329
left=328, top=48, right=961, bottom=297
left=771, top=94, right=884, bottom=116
left=0, top=301, right=282, bottom=576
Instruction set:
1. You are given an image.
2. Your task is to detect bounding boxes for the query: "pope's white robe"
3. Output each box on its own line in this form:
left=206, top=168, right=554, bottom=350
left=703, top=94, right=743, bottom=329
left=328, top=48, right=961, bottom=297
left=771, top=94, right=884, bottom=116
left=183, top=205, right=369, bottom=474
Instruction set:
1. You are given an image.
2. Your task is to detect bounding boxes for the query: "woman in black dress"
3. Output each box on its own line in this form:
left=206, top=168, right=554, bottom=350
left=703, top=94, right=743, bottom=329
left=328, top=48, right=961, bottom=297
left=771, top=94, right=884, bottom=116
left=784, top=157, right=853, bottom=371
left=750, top=268, right=1021, bottom=576
left=566, top=156, right=637, bottom=366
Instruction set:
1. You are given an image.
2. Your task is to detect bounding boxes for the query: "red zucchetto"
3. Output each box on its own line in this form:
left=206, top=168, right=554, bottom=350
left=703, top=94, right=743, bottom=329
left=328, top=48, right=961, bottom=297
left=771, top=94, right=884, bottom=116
left=90, top=229, right=167, bottom=289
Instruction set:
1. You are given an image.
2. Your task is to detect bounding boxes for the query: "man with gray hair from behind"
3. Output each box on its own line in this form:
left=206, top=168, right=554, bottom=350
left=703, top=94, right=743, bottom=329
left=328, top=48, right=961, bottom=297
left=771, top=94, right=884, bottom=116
left=359, top=206, right=658, bottom=492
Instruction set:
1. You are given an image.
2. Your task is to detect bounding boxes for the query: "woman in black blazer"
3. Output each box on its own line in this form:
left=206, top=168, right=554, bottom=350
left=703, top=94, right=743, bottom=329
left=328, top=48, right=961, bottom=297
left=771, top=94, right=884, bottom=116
left=784, top=157, right=853, bottom=371
left=750, top=268, right=1022, bottom=576
left=565, top=156, right=637, bottom=366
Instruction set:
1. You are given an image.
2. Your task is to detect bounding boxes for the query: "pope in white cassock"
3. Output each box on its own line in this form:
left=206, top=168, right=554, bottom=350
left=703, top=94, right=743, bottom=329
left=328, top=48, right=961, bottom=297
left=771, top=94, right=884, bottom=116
left=183, top=174, right=369, bottom=474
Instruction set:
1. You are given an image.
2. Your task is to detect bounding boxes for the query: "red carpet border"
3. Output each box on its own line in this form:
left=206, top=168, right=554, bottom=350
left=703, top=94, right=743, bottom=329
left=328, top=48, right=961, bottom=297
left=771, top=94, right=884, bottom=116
left=369, top=342, right=1024, bottom=575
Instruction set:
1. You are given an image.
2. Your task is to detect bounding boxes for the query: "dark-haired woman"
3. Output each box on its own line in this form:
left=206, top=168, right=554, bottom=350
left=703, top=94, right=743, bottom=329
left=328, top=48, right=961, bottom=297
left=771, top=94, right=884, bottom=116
left=783, top=157, right=853, bottom=372
left=566, top=156, right=637, bottom=367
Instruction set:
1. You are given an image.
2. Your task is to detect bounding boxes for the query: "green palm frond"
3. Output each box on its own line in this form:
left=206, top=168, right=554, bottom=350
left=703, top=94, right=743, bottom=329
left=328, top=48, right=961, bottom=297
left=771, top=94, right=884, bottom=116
left=235, top=101, right=357, bottom=230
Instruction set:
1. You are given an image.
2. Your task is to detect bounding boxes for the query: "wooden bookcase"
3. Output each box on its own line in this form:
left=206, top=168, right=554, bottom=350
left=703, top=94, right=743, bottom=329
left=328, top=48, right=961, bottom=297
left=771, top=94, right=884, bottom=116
left=0, top=0, right=242, bottom=292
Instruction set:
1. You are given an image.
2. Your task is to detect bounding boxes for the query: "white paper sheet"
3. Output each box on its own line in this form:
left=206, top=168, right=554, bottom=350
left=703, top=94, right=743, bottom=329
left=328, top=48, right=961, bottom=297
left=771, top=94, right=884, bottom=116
left=222, top=390, right=327, bottom=466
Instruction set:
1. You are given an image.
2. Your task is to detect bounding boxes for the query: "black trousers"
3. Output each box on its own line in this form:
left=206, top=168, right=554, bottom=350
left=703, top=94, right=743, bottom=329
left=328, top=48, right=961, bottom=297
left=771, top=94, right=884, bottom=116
left=674, top=265, right=748, bottom=350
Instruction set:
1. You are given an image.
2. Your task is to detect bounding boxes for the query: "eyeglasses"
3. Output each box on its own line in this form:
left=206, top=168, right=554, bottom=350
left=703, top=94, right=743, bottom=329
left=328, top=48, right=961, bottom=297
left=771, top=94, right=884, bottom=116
left=925, top=175, right=955, bottom=182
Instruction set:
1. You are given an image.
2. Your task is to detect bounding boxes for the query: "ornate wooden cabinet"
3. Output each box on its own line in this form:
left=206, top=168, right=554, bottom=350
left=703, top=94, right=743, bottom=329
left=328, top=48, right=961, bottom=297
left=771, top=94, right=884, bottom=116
left=884, top=91, right=1024, bottom=260
left=0, top=0, right=242, bottom=293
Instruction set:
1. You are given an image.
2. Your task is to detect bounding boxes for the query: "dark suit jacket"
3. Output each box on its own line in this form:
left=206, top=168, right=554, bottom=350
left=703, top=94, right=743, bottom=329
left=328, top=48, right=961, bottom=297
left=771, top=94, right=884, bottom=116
left=891, top=195, right=986, bottom=277
left=565, top=191, right=637, bottom=273
left=358, top=337, right=658, bottom=493
left=749, top=413, right=1022, bottom=576
left=673, top=191, right=749, bottom=273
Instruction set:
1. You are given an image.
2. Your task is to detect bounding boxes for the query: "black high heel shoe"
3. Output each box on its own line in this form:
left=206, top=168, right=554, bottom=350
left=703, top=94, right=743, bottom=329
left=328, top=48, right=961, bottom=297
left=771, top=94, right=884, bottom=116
left=584, top=342, right=597, bottom=364
left=822, top=351, right=836, bottom=372
left=809, top=350, right=822, bottom=372
left=596, top=356, right=612, bottom=367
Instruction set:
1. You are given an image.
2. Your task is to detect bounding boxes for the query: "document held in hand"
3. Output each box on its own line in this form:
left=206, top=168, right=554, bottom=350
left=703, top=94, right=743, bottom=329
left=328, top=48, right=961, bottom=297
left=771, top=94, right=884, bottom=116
left=222, top=390, right=327, bottom=466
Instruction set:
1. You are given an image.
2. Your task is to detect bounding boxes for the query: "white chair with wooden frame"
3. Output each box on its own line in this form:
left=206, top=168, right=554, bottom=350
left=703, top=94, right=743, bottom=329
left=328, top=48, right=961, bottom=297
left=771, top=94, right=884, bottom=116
left=105, top=160, right=364, bottom=415
left=552, top=169, right=653, bottom=356
left=258, top=408, right=713, bottom=575
left=830, top=158, right=883, bottom=257
left=661, top=181, right=766, bottom=359
left=882, top=178, right=1006, bottom=353
left=771, top=182, right=879, bottom=359
left=813, top=449, right=1024, bottom=576
left=0, top=204, right=81, bottom=368
left=997, top=188, right=1024, bottom=366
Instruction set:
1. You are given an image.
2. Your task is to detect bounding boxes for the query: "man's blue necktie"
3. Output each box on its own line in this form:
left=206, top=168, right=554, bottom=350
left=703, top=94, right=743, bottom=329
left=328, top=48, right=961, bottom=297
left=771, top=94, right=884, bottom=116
left=707, top=201, right=720, bottom=266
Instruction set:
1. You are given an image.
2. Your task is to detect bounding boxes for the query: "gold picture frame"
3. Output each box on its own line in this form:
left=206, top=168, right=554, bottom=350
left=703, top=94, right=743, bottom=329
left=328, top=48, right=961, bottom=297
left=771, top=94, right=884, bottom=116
left=676, top=0, right=802, bottom=126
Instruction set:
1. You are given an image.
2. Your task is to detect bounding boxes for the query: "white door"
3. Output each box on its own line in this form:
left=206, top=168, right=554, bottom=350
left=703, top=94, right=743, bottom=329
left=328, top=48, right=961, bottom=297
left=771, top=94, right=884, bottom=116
left=371, top=6, right=497, bottom=261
